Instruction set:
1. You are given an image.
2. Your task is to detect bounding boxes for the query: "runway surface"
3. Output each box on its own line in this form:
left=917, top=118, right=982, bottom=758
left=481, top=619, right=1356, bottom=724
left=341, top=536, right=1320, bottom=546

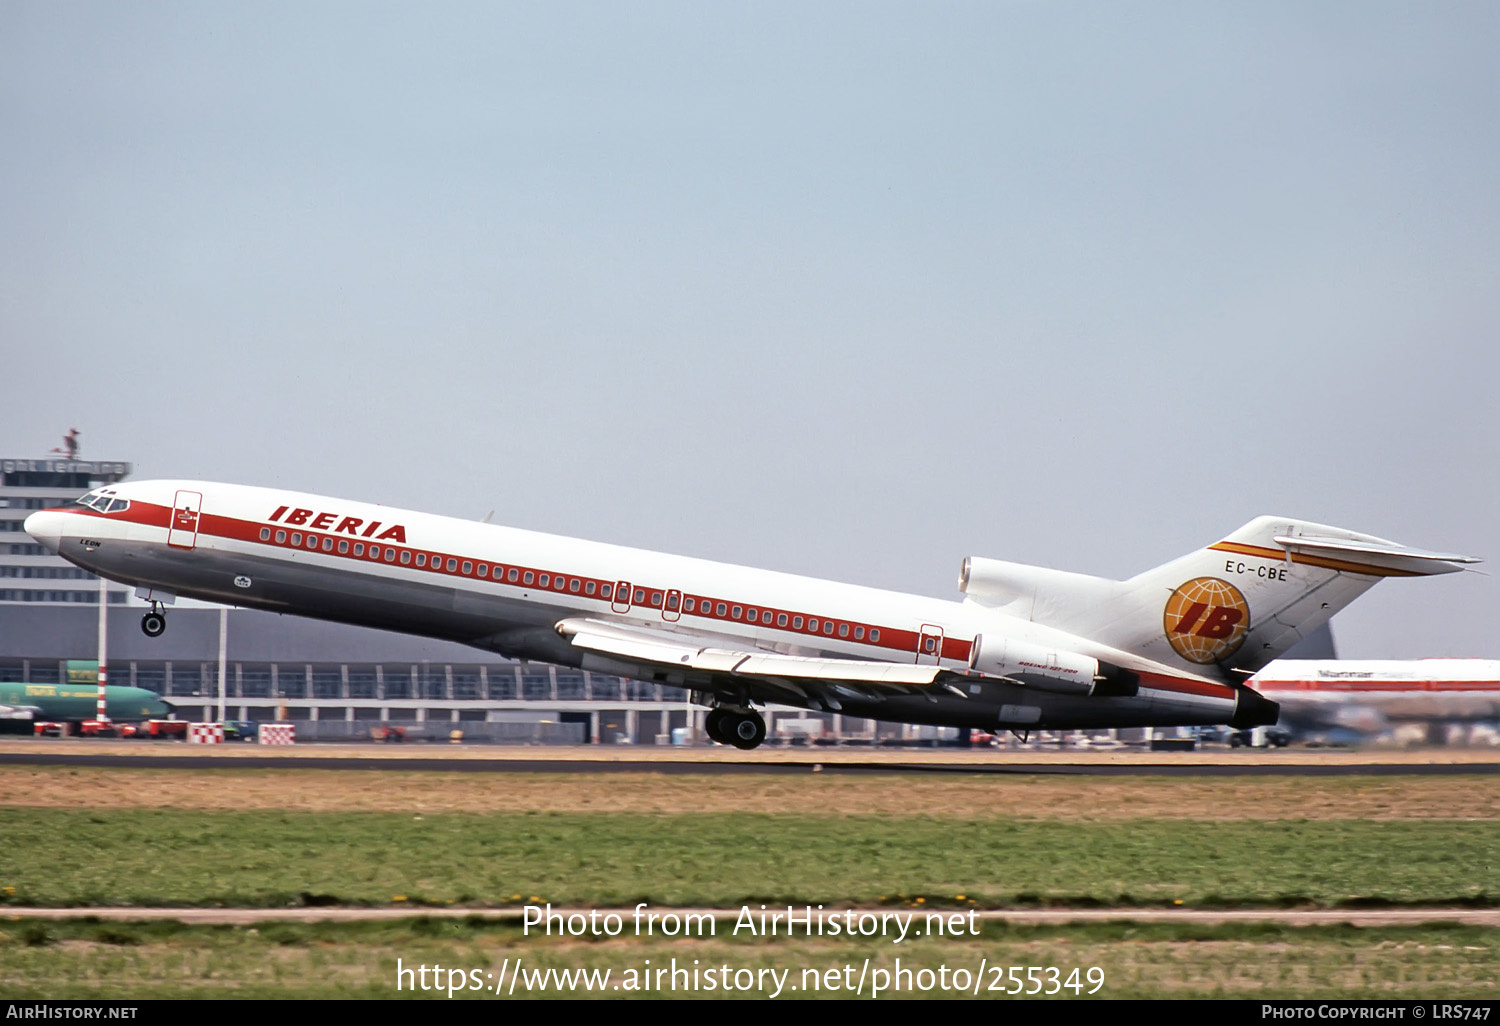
left=1, top=739, right=1497, bottom=775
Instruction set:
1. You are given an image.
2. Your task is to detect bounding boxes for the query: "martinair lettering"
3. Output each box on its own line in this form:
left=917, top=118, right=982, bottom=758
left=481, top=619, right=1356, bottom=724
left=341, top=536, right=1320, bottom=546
left=267, top=505, right=407, bottom=543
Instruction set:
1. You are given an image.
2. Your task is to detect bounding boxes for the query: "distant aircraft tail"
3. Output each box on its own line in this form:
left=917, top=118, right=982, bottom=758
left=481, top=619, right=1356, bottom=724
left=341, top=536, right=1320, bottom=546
left=960, top=516, right=1478, bottom=678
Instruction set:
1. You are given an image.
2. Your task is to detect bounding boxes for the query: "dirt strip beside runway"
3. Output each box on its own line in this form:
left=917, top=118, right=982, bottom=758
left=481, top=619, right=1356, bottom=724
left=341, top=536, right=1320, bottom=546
left=4, top=764, right=1499, bottom=818
left=6, top=906, right=1498, bottom=927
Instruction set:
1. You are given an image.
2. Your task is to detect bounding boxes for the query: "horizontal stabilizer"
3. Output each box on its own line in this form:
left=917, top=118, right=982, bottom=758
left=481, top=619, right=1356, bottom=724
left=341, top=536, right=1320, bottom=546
left=1272, top=533, right=1481, bottom=577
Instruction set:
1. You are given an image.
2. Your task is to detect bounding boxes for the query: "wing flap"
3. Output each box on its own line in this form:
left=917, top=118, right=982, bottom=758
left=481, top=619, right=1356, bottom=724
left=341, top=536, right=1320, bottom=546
left=556, top=617, right=945, bottom=689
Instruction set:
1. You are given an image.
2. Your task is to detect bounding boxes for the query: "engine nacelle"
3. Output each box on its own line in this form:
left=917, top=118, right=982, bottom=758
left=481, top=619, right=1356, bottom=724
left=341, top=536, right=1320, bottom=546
left=968, top=636, right=1140, bottom=697
left=960, top=556, right=1049, bottom=604
left=969, top=635, right=1097, bottom=695
left=958, top=556, right=1119, bottom=624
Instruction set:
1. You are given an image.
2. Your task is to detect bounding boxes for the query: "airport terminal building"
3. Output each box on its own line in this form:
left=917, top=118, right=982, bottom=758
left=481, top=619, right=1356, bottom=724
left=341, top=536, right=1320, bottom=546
left=1, top=457, right=133, bottom=606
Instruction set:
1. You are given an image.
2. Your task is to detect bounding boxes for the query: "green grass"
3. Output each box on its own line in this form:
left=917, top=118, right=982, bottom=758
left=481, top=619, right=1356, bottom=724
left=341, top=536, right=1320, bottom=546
left=0, top=809, right=1495, bottom=909
left=0, top=918, right=1494, bottom=999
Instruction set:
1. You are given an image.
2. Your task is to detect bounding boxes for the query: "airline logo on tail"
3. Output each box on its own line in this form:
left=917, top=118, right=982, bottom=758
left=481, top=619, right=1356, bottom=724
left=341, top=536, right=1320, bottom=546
left=1164, top=577, right=1249, bottom=664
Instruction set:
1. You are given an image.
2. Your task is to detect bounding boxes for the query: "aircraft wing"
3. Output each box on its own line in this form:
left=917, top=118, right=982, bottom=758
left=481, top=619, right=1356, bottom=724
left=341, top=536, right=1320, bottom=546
left=554, top=617, right=966, bottom=707
left=0, top=704, right=41, bottom=720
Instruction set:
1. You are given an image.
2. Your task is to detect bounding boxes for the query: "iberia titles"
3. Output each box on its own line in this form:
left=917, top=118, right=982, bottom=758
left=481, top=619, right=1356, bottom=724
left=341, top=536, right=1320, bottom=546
left=267, top=505, right=407, bottom=543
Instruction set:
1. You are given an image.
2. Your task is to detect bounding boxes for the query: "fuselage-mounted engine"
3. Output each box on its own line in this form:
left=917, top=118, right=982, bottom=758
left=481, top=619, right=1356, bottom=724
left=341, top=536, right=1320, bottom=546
left=968, top=635, right=1138, bottom=697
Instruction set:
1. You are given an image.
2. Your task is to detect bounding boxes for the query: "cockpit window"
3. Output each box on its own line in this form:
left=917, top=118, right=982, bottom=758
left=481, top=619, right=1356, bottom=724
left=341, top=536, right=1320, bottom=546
left=74, top=490, right=130, bottom=514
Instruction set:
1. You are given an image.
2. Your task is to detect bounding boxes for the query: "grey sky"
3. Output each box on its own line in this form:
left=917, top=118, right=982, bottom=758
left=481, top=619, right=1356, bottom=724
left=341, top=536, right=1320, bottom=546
left=3, top=2, right=1495, bottom=658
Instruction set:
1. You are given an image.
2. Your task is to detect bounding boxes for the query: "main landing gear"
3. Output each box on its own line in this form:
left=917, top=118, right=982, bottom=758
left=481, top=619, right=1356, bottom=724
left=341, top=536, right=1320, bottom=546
left=140, top=602, right=167, bottom=638
left=705, top=707, right=767, bottom=750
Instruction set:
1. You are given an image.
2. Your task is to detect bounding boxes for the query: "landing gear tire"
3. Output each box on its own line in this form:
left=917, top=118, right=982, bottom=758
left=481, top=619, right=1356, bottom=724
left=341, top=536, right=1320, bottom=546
left=727, top=710, right=766, bottom=751
left=704, top=709, right=729, bottom=745
left=141, top=611, right=166, bottom=638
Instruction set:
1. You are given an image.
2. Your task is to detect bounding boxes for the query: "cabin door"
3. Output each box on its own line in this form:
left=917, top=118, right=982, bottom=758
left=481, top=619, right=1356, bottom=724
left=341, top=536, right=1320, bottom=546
left=917, top=624, right=944, bottom=665
left=168, top=491, right=203, bottom=550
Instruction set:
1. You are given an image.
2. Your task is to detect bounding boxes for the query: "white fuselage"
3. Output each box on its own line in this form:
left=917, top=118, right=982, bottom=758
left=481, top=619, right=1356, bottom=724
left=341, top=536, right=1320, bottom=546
left=24, top=479, right=1257, bottom=733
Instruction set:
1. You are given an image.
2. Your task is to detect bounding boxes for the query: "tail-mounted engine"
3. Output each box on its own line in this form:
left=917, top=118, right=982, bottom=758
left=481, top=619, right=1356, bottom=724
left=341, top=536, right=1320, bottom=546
left=968, top=635, right=1138, bottom=697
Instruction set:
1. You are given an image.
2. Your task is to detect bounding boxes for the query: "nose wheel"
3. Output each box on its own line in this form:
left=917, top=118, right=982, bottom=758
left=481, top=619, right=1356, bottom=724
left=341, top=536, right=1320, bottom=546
left=140, top=603, right=167, bottom=638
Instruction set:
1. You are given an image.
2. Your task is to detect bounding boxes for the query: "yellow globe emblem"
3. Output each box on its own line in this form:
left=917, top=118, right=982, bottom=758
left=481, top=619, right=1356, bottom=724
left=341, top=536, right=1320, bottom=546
left=1163, top=577, right=1250, bottom=664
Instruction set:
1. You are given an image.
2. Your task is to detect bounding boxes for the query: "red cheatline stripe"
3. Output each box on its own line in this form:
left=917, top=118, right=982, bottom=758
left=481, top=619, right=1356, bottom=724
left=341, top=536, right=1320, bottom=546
left=1209, top=541, right=1423, bottom=578
left=55, top=503, right=937, bottom=659
left=51, top=504, right=1233, bottom=703
left=1255, top=680, right=1500, bottom=693
left=1138, top=671, right=1236, bottom=700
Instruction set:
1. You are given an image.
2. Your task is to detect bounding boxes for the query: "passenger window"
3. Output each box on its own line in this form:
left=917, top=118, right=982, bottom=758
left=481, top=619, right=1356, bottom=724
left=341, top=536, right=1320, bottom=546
left=823, top=622, right=834, bottom=635
left=870, top=629, right=880, bottom=643
left=401, top=551, right=411, bottom=565
left=477, top=564, right=487, bottom=576
left=633, top=589, right=645, bottom=604
left=601, top=584, right=611, bottom=598
left=793, top=616, right=803, bottom=629
left=683, top=598, right=694, bottom=612
left=291, top=533, right=302, bottom=546
left=446, top=558, right=457, bottom=572
left=524, top=572, right=534, bottom=585
left=462, top=561, right=472, bottom=574
left=732, top=606, right=743, bottom=618
left=666, top=593, right=679, bottom=610
left=321, top=538, right=333, bottom=552
left=338, top=540, right=349, bottom=554
left=539, top=574, right=549, bottom=587
left=416, top=554, right=427, bottom=567
left=570, top=579, right=580, bottom=593
left=854, top=626, right=864, bottom=640
left=651, top=592, right=662, bottom=607
left=762, top=611, right=773, bottom=624
left=385, top=548, right=395, bottom=562
left=275, top=530, right=286, bottom=544
left=808, top=619, right=819, bottom=632
left=777, top=613, right=787, bottom=627
left=838, top=624, right=849, bottom=637
left=716, top=603, right=727, bottom=616
left=508, top=569, right=519, bottom=582
left=585, top=581, right=596, bottom=595
left=354, top=543, right=364, bottom=556
left=259, top=528, right=271, bottom=541
left=746, top=608, right=757, bottom=621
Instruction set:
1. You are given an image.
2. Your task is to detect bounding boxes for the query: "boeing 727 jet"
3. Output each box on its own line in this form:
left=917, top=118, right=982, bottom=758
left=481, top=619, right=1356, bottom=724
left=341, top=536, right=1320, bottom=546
left=23, top=482, right=1479, bottom=748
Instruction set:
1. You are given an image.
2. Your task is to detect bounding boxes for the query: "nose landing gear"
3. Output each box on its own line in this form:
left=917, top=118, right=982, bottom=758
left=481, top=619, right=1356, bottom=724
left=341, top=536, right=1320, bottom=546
left=140, top=602, right=167, bottom=638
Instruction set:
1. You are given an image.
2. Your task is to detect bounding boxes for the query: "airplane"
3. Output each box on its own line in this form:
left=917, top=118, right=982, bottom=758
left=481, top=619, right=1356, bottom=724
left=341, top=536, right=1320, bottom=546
left=22, top=480, right=1480, bottom=749
left=1246, top=659, right=1500, bottom=744
left=0, top=680, right=170, bottom=732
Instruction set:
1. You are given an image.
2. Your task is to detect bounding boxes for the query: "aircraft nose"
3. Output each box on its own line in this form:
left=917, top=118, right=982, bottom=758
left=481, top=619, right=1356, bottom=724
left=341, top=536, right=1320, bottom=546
left=23, top=511, right=65, bottom=554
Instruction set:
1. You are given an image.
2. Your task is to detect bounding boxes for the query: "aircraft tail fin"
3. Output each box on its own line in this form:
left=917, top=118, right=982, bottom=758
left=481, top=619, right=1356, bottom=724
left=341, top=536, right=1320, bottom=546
left=962, top=517, right=1477, bottom=677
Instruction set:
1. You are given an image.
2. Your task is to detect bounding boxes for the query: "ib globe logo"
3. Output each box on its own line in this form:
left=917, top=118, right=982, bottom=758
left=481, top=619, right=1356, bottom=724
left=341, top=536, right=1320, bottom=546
left=1163, top=577, right=1250, bottom=664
